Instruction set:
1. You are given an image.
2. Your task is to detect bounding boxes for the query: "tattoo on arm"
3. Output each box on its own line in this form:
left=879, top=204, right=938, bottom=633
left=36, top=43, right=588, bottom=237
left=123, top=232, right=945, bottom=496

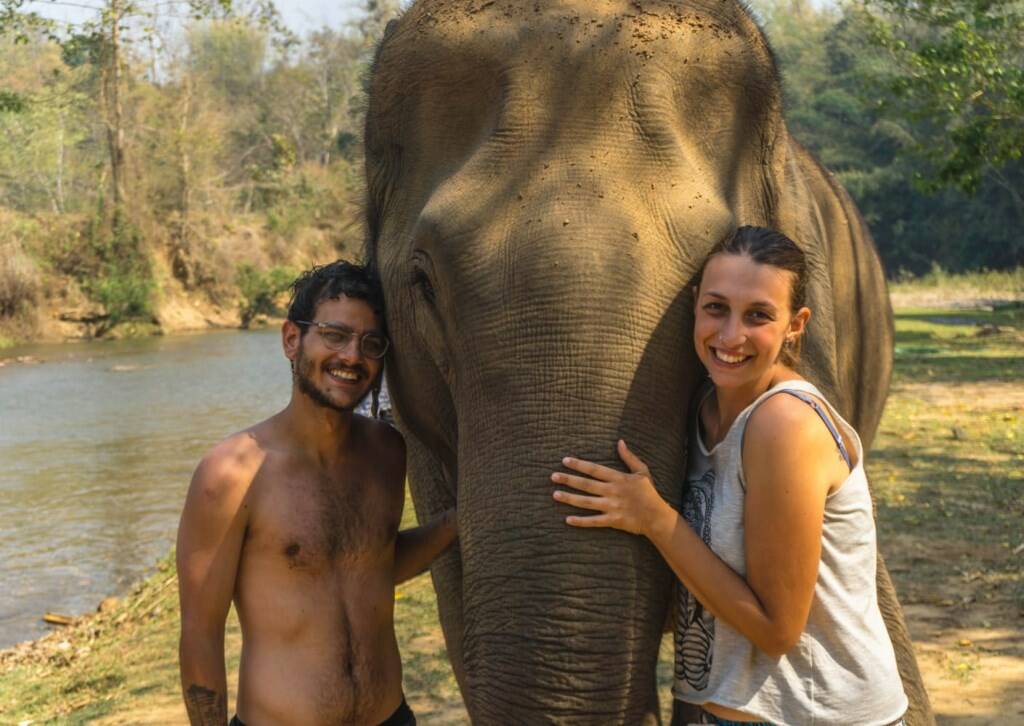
left=184, top=684, right=227, bottom=726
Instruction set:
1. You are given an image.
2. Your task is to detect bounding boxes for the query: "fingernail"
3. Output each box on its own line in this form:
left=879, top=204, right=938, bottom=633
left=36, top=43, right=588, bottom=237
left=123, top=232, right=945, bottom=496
left=562, top=456, right=572, bottom=465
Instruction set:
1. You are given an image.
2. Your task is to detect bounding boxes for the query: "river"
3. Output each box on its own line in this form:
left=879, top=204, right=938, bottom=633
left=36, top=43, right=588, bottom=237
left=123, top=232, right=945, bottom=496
left=0, top=329, right=289, bottom=648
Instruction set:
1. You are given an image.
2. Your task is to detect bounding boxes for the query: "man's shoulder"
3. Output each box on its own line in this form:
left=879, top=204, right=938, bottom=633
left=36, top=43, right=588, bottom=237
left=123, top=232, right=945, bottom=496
left=355, top=415, right=405, bottom=453
left=354, top=415, right=406, bottom=482
left=190, top=428, right=268, bottom=501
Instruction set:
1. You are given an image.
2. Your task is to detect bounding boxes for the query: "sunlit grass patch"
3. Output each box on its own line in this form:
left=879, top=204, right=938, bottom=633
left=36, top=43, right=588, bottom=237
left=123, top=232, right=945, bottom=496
left=889, top=266, right=1024, bottom=301
left=872, top=305, right=1024, bottom=629
left=891, top=304, right=1023, bottom=384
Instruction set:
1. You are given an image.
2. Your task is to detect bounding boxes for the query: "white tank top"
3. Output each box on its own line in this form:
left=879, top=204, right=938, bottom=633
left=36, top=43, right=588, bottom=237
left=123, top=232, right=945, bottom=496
left=672, top=380, right=908, bottom=725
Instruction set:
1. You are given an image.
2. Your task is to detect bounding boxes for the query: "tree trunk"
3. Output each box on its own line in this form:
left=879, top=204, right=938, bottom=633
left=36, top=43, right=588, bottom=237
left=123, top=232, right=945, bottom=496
left=106, top=0, right=127, bottom=221
left=55, top=113, right=65, bottom=213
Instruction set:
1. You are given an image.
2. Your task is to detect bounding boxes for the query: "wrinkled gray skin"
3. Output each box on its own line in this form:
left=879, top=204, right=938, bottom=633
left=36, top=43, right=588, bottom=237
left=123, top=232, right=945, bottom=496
left=364, top=0, right=932, bottom=723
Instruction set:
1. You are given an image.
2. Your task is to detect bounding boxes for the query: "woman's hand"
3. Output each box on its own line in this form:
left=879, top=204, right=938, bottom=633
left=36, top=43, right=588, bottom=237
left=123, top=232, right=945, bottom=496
left=551, top=439, right=673, bottom=537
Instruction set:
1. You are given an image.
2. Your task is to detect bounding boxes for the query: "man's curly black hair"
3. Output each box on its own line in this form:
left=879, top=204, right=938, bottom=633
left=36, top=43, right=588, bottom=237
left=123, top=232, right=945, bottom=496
left=286, top=260, right=386, bottom=333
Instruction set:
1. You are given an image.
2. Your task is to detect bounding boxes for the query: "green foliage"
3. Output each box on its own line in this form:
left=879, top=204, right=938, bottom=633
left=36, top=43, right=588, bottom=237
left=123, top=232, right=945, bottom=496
left=754, top=0, right=1022, bottom=273
left=82, top=221, right=155, bottom=331
left=0, top=88, right=24, bottom=111
left=236, top=263, right=294, bottom=327
left=858, top=0, right=1024, bottom=195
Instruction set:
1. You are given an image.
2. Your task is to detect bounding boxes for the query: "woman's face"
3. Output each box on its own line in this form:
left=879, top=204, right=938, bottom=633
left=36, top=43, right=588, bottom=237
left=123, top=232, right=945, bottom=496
left=693, top=253, right=810, bottom=393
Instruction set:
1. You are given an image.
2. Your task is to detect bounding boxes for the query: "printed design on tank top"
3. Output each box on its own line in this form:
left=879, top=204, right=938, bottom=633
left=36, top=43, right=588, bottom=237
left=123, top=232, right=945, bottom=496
left=675, top=467, right=716, bottom=691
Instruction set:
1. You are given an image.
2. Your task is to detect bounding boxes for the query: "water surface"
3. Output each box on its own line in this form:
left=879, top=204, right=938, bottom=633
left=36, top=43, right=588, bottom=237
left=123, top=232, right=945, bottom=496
left=0, top=330, right=289, bottom=647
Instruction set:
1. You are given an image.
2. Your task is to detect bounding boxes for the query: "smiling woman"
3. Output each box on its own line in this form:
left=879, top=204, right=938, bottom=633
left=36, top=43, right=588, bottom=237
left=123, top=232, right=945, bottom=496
left=553, top=226, right=910, bottom=726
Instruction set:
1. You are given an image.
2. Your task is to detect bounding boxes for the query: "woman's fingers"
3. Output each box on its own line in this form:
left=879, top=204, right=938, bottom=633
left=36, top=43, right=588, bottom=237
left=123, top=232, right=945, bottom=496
left=565, top=513, right=613, bottom=528
left=550, top=472, right=608, bottom=495
left=617, top=439, right=649, bottom=474
left=552, top=489, right=607, bottom=512
left=561, top=456, right=622, bottom=481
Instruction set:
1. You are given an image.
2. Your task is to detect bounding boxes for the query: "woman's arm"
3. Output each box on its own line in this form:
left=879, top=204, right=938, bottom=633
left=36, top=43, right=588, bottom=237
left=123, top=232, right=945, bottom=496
left=552, top=398, right=837, bottom=656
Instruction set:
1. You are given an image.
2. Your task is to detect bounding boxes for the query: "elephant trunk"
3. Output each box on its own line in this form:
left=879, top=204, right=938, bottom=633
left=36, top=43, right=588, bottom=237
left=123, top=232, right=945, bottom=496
left=451, top=267, right=699, bottom=721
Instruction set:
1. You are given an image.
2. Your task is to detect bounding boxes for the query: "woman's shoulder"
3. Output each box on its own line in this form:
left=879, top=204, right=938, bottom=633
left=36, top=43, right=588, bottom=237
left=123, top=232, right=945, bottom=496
left=745, top=389, right=833, bottom=442
left=743, top=384, right=847, bottom=472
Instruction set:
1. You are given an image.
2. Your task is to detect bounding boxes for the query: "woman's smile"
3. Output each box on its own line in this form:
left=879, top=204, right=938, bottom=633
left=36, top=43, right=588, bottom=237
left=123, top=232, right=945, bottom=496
left=709, top=347, right=752, bottom=366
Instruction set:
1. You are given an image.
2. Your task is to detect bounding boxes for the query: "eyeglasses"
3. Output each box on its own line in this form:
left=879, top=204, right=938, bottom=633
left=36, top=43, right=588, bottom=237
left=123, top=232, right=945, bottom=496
left=295, top=320, right=390, bottom=359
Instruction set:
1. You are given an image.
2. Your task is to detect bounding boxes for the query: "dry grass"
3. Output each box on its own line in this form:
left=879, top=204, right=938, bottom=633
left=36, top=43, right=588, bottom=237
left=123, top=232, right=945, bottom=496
left=889, top=266, right=1024, bottom=309
left=0, top=243, right=40, bottom=319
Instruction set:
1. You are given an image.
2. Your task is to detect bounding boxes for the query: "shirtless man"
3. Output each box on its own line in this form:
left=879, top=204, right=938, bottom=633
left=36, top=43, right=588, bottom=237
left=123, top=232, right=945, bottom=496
left=176, top=261, right=456, bottom=726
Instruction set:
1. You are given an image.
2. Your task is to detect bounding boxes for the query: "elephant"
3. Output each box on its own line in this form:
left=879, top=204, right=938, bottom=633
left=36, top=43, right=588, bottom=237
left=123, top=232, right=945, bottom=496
left=363, top=0, right=933, bottom=722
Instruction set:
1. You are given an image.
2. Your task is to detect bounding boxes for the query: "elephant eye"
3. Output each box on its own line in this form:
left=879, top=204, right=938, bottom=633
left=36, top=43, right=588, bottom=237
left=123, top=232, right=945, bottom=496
left=411, top=265, right=436, bottom=305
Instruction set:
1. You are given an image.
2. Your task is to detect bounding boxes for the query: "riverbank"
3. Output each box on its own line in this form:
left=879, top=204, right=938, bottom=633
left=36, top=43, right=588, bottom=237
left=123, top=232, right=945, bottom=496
left=0, top=208, right=351, bottom=351
left=1, top=298, right=1021, bottom=724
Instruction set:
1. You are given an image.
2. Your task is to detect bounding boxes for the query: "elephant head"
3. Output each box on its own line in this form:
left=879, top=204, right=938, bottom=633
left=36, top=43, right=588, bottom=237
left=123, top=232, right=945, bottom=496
left=364, top=0, right=931, bottom=722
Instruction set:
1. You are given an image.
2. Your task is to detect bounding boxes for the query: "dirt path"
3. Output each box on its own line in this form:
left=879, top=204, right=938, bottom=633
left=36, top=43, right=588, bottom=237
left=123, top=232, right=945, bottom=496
left=873, top=373, right=1024, bottom=723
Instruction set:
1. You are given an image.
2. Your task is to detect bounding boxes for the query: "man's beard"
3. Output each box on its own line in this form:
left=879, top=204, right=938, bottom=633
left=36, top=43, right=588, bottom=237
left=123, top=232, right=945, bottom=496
left=294, top=348, right=373, bottom=413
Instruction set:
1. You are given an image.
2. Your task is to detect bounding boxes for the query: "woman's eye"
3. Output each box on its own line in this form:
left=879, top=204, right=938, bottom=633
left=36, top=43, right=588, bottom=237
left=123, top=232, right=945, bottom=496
left=703, top=302, right=726, bottom=313
left=747, top=310, right=772, bottom=322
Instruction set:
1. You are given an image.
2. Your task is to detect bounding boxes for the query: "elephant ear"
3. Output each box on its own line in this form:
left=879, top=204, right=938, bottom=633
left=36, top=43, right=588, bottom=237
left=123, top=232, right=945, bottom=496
left=767, top=129, right=893, bottom=446
left=765, top=123, right=932, bottom=725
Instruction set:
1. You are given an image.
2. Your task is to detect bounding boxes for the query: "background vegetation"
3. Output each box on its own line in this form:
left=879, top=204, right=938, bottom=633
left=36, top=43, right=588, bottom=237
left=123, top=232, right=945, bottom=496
left=0, top=0, right=401, bottom=343
left=0, top=0, right=1020, bottom=347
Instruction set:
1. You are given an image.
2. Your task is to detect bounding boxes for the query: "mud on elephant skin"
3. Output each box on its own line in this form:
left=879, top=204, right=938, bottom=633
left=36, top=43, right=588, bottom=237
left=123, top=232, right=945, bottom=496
left=363, top=0, right=932, bottom=723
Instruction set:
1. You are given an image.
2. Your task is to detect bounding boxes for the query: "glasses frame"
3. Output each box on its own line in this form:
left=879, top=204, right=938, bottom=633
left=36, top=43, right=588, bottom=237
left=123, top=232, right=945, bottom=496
left=294, top=320, right=390, bottom=360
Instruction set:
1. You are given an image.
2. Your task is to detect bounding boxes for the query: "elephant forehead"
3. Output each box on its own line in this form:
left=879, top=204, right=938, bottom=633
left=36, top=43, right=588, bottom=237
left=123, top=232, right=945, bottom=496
left=393, top=0, right=760, bottom=63
left=366, top=0, right=779, bottom=249
left=371, top=0, right=777, bottom=139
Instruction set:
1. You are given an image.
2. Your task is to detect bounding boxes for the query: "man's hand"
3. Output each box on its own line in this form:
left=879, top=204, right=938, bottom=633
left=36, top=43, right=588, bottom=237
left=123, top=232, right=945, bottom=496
left=394, top=507, right=458, bottom=584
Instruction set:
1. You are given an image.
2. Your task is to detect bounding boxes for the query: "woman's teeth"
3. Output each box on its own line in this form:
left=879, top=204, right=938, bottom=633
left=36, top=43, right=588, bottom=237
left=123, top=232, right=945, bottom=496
left=713, top=348, right=748, bottom=364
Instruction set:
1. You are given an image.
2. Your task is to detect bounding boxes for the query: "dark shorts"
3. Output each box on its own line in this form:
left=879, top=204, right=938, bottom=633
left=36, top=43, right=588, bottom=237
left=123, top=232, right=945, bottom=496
left=230, top=697, right=415, bottom=726
left=670, top=700, right=773, bottom=726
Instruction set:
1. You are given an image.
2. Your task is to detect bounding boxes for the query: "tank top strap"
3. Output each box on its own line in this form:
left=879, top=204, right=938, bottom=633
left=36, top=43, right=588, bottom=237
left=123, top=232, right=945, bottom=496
left=775, top=389, right=853, bottom=470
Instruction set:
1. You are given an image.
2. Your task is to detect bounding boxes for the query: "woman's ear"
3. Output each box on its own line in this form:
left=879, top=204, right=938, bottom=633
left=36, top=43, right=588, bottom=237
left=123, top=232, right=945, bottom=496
left=789, top=306, right=811, bottom=339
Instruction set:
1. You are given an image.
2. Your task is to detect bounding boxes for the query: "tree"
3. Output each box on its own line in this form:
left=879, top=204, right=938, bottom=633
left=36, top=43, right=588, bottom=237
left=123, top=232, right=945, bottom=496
left=1, top=0, right=285, bottom=223
left=755, top=0, right=1024, bottom=272
left=858, top=0, right=1024, bottom=198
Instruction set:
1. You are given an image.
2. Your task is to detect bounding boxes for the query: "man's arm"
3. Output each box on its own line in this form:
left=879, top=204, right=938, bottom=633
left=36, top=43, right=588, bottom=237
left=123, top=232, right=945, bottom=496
left=176, top=439, right=254, bottom=726
left=377, top=423, right=458, bottom=583
left=394, top=508, right=458, bottom=584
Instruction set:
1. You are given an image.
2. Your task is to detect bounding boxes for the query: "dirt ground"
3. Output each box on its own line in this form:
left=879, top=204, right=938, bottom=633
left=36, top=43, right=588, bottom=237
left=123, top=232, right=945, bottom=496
left=870, top=377, right=1024, bottom=724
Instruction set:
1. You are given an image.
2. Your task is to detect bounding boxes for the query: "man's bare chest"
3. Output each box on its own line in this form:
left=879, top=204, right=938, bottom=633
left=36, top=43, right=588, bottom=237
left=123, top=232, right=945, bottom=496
left=244, top=470, right=401, bottom=571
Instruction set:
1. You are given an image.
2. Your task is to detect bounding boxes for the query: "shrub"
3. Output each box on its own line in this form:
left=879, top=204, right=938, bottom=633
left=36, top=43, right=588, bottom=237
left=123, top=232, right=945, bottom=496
left=81, top=221, right=156, bottom=333
left=237, top=263, right=294, bottom=328
left=0, top=245, right=41, bottom=320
